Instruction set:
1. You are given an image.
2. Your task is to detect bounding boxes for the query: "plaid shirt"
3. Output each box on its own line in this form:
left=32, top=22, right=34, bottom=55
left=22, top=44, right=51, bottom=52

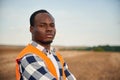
left=19, top=41, right=76, bottom=80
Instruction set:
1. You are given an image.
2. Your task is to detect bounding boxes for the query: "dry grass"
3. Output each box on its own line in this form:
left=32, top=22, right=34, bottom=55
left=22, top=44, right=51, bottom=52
left=0, top=51, right=19, bottom=80
left=61, top=51, right=120, bottom=80
left=0, top=48, right=120, bottom=80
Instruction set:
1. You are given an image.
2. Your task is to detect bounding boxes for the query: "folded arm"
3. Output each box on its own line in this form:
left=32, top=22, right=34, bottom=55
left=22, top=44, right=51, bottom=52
left=19, top=53, right=56, bottom=80
left=63, top=62, right=76, bottom=80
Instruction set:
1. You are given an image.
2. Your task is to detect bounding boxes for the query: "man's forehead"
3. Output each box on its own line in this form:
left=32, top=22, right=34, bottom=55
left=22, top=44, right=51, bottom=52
left=35, top=13, right=54, bottom=20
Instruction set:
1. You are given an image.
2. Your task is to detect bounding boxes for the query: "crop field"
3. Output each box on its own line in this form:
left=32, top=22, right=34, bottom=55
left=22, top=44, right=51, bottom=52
left=0, top=46, right=120, bottom=80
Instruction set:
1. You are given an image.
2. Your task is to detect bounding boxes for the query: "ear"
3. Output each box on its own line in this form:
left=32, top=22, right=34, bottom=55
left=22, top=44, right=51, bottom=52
left=30, top=26, right=34, bottom=33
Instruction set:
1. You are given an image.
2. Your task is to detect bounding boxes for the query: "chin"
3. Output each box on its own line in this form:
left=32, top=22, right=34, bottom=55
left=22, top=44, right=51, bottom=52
left=40, top=40, right=53, bottom=44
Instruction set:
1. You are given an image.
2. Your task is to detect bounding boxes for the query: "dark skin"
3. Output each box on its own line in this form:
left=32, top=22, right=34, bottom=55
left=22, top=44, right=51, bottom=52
left=30, top=13, right=56, bottom=50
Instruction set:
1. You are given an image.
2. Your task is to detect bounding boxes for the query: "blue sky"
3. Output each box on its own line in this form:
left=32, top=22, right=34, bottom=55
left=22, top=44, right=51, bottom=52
left=0, top=0, right=120, bottom=46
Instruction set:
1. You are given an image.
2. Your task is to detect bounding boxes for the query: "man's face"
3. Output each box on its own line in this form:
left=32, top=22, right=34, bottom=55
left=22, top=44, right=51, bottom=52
left=30, top=13, right=56, bottom=44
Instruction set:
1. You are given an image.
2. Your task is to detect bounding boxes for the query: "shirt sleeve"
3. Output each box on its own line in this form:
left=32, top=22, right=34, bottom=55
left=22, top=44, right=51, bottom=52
left=63, top=62, right=76, bottom=80
left=19, top=53, right=56, bottom=80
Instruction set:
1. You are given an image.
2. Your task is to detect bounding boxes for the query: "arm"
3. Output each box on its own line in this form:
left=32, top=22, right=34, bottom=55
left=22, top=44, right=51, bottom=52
left=64, top=62, right=76, bottom=80
left=19, top=53, right=56, bottom=80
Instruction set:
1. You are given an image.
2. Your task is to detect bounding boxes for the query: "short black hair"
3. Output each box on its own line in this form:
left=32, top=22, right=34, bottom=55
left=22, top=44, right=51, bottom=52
left=30, top=9, right=50, bottom=26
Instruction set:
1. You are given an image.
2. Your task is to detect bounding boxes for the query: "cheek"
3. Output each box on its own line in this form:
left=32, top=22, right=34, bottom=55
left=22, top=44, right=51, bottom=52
left=54, top=30, right=56, bottom=36
left=54, top=29, right=56, bottom=36
left=34, top=29, right=45, bottom=38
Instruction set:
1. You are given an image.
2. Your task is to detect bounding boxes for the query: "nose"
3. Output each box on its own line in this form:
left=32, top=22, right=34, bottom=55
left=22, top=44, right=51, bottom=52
left=47, top=25, right=52, bottom=30
left=46, top=24, right=53, bottom=31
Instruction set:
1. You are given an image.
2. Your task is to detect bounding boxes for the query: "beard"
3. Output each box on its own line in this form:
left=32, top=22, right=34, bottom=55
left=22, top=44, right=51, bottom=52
left=39, top=40, right=53, bottom=45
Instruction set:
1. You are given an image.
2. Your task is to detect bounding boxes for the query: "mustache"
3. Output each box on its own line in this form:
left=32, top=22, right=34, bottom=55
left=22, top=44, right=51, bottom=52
left=46, top=32, right=56, bottom=35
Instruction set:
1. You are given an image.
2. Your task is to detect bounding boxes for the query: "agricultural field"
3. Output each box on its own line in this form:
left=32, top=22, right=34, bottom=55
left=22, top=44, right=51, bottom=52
left=0, top=46, right=120, bottom=80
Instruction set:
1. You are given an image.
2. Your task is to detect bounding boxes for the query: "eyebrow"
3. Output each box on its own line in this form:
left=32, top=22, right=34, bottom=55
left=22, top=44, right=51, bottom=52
left=40, top=22, right=54, bottom=24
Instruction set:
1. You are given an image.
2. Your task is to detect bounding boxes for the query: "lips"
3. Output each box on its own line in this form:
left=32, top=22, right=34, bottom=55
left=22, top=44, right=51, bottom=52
left=46, top=34, right=54, bottom=38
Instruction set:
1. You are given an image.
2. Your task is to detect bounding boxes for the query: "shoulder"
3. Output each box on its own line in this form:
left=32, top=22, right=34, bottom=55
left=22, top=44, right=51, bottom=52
left=56, top=51, right=65, bottom=64
left=56, top=51, right=63, bottom=59
left=20, top=53, right=43, bottom=64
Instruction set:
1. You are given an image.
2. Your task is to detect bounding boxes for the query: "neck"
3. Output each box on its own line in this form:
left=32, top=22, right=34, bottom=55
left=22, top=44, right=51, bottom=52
left=41, top=43, right=51, bottom=51
left=33, top=40, right=51, bottom=50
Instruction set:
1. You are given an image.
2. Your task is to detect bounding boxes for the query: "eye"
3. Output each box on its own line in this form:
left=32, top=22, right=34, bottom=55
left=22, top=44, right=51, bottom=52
left=39, top=23, right=46, bottom=28
left=50, top=23, right=55, bottom=27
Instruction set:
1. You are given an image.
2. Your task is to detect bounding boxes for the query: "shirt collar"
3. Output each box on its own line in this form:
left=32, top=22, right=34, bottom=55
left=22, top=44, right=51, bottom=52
left=30, top=41, right=56, bottom=55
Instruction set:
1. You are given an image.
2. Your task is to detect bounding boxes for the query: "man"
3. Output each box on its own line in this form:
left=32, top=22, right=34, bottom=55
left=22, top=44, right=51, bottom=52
left=16, top=9, right=76, bottom=80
